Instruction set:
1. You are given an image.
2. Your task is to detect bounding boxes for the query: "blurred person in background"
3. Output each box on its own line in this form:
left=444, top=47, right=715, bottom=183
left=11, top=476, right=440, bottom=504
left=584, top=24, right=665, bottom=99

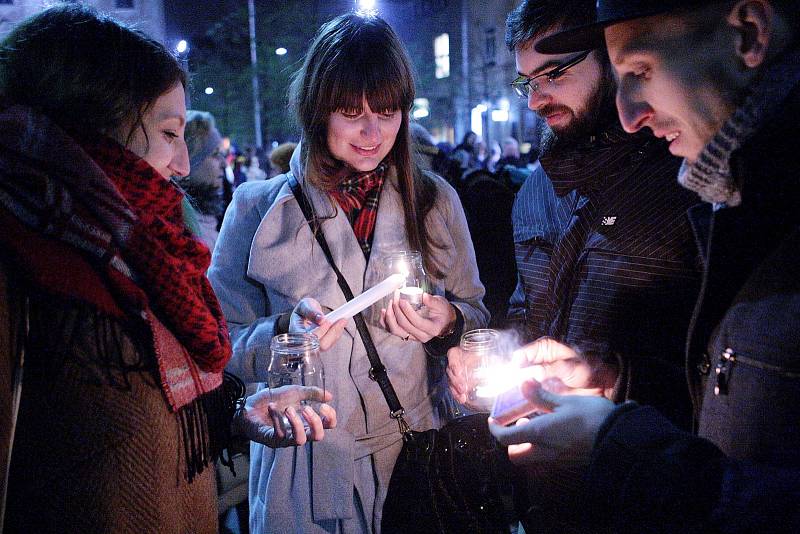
left=177, top=109, right=225, bottom=250
left=496, top=136, right=524, bottom=170
left=485, top=140, right=502, bottom=172
left=244, top=155, right=267, bottom=182
left=451, top=130, right=479, bottom=170
left=409, top=121, right=440, bottom=172
left=267, top=141, right=297, bottom=177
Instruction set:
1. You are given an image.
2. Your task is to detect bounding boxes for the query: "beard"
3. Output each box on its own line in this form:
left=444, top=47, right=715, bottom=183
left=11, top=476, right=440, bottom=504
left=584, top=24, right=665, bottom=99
left=539, top=64, right=618, bottom=155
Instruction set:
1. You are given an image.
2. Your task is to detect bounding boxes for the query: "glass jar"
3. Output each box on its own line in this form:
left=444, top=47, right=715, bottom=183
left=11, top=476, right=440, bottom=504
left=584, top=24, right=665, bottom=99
left=382, top=250, right=427, bottom=310
left=268, top=333, right=325, bottom=409
left=460, top=328, right=502, bottom=411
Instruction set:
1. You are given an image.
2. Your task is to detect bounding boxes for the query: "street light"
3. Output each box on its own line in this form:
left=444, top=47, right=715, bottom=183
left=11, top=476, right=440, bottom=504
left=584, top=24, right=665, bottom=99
left=176, top=39, right=188, bottom=54
left=357, top=0, right=376, bottom=10
left=275, top=47, right=287, bottom=56
left=204, top=87, right=214, bottom=95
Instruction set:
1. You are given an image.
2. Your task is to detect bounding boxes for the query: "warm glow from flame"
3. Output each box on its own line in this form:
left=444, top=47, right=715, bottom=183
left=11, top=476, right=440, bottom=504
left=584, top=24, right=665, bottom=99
left=474, top=364, right=545, bottom=398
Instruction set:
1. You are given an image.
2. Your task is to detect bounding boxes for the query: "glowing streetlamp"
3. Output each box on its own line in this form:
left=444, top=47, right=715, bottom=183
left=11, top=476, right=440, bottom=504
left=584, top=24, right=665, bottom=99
left=176, top=39, right=188, bottom=54
left=204, top=87, right=214, bottom=95
left=275, top=47, right=287, bottom=56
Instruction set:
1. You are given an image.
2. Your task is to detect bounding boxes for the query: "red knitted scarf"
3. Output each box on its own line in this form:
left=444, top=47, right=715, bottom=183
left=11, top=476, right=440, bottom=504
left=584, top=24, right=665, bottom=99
left=0, top=103, right=232, bottom=479
left=329, top=163, right=387, bottom=257
left=80, top=137, right=231, bottom=374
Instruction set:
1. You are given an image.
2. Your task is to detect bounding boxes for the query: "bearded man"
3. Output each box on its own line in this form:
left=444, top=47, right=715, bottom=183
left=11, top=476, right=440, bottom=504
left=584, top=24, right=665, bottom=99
left=450, top=0, right=700, bottom=429
left=492, top=1, right=800, bottom=531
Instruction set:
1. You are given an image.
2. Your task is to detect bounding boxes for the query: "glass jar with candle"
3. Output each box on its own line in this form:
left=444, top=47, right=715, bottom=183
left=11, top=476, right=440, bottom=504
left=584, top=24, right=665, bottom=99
left=382, top=250, right=427, bottom=310
left=268, top=333, right=325, bottom=410
left=460, top=328, right=502, bottom=411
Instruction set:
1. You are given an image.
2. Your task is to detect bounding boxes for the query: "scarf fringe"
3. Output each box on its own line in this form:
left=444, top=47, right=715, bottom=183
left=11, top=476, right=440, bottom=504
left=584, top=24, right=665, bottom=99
left=177, top=383, right=233, bottom=483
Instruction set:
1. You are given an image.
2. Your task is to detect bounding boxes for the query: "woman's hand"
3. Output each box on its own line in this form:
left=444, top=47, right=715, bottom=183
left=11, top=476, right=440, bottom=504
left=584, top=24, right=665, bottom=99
left=380, top=293, right=456, bottom=343
left=289, top=297, right=347, bottom=351
left=446, top=346, right=469, bottom=403
left=232, top=385, right=337, bottom=448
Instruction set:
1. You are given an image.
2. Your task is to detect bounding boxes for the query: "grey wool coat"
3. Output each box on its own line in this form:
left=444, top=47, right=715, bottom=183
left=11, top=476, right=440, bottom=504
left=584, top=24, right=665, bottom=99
left=208, top=154, right=488, bottom=533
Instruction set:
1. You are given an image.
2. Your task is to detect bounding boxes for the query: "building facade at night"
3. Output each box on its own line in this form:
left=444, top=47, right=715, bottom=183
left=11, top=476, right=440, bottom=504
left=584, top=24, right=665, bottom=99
left=0, top=0, right=166, bottom=43
left=383, top=0, right=542, bottom=153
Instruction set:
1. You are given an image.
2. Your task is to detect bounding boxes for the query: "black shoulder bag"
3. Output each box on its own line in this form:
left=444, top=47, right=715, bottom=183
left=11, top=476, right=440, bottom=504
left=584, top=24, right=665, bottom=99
left=288, top=173, right=514, bottom=534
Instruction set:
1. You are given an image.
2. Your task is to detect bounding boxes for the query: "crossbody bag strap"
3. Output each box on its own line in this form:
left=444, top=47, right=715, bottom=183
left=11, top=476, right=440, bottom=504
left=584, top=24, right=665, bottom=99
left=287, top=172, right=410, bottom=433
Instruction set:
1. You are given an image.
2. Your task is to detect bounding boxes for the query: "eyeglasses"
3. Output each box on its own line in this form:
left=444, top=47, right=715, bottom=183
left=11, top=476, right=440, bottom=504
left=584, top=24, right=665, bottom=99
left=510, top=50, right=591, bottom=99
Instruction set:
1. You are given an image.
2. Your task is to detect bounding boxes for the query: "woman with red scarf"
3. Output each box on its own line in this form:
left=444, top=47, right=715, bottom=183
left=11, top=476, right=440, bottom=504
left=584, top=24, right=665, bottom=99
left=209, top=12, right=489, bottom=534
left=0, top=5, right=335, bottom=532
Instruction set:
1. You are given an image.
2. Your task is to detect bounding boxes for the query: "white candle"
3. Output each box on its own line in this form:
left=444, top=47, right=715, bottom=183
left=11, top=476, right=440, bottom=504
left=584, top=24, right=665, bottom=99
left=323, top=273, right=405, bottom=323
left=398, top=286, right=423, bottom=309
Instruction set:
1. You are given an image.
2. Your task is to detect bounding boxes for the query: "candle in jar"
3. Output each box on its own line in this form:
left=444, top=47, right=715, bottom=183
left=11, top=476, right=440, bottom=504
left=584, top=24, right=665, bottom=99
left=398, top=285, right=423, bottom=309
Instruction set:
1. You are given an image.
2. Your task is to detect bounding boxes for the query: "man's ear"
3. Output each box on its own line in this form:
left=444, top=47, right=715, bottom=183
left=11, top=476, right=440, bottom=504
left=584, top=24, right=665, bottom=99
left=727, top=0, right=774, bottom=68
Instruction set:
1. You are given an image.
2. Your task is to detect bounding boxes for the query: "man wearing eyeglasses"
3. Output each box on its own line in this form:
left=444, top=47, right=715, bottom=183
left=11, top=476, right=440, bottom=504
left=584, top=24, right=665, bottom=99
left=488, top=0, right=699, bottom=532
left=481, top=1, right=700, bottom=528
left=498, top=1, right=700, bottom=421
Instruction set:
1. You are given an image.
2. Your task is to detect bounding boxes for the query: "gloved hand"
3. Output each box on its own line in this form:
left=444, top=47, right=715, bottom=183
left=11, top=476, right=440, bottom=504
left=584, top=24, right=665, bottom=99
left=489, top=379, right=615, bottom=466
left=232, top=385, right=337, bottom=448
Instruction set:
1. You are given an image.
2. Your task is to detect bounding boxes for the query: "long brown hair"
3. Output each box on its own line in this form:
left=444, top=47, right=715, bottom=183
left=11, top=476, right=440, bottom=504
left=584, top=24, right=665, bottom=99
left=289, top=12, right=443, bottom=276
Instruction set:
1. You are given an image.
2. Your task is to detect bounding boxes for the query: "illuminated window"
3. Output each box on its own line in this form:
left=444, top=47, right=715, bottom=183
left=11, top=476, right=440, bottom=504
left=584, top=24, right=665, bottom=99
left=434, top=33, right=450, bottom=79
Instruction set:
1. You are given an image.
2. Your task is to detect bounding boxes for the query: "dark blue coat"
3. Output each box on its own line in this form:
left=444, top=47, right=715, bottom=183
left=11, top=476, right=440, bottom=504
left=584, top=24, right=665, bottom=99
left=583, top=83, right=800, bottom=533
left=508, top=125, right=700, bottom=428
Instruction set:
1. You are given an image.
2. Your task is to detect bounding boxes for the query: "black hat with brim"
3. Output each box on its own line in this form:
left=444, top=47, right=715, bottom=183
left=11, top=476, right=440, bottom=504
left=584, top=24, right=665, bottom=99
left=535, top=0, right=708, bottom=54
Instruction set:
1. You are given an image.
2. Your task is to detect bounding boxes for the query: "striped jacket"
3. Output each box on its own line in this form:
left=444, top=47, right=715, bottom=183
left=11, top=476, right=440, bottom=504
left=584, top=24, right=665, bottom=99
left=508, top=124, right=700, bottom=427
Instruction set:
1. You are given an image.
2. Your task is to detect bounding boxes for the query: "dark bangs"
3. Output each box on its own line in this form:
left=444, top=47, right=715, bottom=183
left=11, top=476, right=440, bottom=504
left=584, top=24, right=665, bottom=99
left=291, top=13, right=415, bottom=184
left=321, top=31, right=414, bottom=116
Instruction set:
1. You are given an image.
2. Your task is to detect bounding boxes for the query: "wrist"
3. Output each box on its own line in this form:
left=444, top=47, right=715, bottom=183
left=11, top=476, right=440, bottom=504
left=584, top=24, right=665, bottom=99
left=437, top=305, right=458, bottom=338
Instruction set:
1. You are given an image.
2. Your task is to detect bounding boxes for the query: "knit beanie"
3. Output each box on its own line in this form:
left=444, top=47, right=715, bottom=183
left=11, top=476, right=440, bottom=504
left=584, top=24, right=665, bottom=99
left=185, top=110, right=222, bottom=173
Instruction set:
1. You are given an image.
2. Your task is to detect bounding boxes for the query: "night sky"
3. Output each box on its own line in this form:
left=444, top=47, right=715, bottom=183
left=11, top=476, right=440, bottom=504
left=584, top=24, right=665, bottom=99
left=164, top=0, right=240, bottom=45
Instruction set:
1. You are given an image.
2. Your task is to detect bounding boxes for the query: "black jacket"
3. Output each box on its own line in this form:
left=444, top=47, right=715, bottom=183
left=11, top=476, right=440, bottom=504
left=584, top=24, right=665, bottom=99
left=583, top=80, right=800, bottom=534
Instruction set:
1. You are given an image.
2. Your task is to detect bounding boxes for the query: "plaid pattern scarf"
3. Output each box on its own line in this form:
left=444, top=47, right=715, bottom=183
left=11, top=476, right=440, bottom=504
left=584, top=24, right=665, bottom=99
left=0, top=103, right=231, bottom=386
left=0, top=103, right=232, bottom=480
left=678, top=45, right=800, bottom=207
left=329, top=163, right=387, bottom=257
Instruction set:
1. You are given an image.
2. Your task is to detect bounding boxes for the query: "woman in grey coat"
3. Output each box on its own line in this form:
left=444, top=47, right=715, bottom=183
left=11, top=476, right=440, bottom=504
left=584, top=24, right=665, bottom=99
left=208, top=12, right=488, bottom=534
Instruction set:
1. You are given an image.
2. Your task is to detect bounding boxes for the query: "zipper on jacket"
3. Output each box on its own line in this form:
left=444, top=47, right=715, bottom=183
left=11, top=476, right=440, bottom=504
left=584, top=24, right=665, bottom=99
left=714, top=348, right=735, bottom=395
left=714, top=347, right=800, bottom=396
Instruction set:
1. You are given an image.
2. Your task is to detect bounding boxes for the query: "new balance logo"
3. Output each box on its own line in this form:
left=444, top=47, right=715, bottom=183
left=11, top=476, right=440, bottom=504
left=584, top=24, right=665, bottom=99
left=601, top=216, right=617, bottom=226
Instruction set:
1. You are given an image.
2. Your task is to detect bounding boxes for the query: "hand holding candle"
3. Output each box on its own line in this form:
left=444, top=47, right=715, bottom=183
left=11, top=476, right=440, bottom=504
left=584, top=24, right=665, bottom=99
left=382, top=293, right=456, bottom=343
left=291, top=297, right=347, bottom=351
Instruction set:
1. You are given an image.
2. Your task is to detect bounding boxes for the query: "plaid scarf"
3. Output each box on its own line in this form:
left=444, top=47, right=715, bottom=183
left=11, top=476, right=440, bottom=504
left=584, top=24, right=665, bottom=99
left=0, top=102, right=231, bottom=388
left=678, top=45, right=800, bottom=207
left=329, top=163, right=387, bottom=257
left=0, top=103, right=233, bottom=480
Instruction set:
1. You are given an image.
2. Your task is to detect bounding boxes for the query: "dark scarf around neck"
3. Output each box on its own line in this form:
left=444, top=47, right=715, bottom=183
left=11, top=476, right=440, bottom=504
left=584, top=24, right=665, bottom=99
left=539, top=120, right=654, bottom=196
left=678, top=45, right=800, bottom=207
